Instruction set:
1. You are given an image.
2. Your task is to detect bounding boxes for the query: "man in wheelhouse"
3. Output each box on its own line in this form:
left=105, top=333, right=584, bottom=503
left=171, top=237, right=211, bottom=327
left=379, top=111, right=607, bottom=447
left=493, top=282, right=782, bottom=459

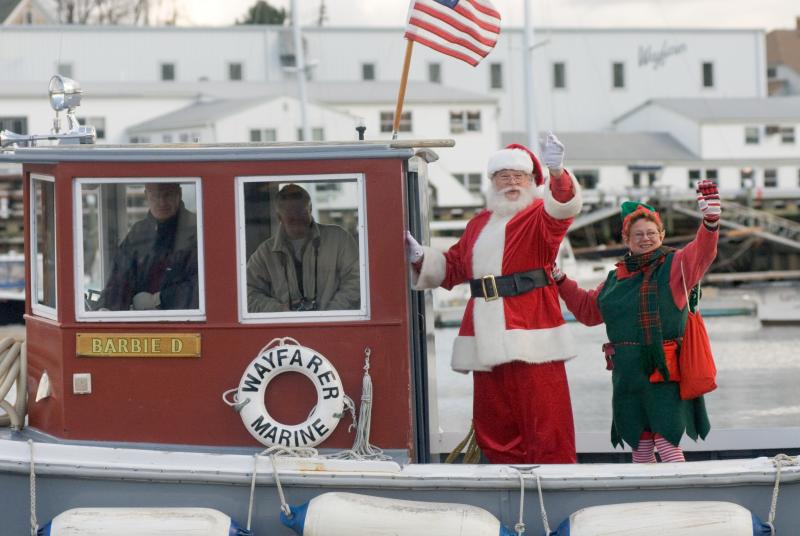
left=246, top=183, right=360, bottom=313
left=406, top=135, right=582, bottom=464
left=98, top=182, right=199, bottom=311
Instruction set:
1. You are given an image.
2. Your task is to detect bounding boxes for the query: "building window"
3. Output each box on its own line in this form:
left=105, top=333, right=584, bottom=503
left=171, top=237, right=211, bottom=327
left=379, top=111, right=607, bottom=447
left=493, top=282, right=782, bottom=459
left=745, top=127, right=759, bottom=144
left=449, top=111, right=482, bottom=133
left=553, top=62, right=566, bottom=89
left=453, top=173, right=482, bottom=193
left=161, top=63, right=176, bottom=81
left=740, top=167, right=755, bottom=189
left=0, top=117, right=28, bottom=134
left=688, top=169, right=701, bottom=189
left=797, top=168, right=800, bottom=188
left=705, top=169, right=718, bottom=183
left=250, top=129, right=277, bottom=142
left=380, top=111, right=412, bottom=133
left=764, top=169, right=778, bottom=188
left=767, top=66, right=777, bottom=78
left=77, top=116, right=106, bottom=140
left=57, top=63, right=73, bottom=78
left=780, top=127, right=795, bottom=144
left=361, top=63, right=376, bottom=81
left=490, top=62, right=503, bottom=89
left=702, top=62, right=714, bottom=88
left=612, top=62, right=625, bottom=88
left=296, top=128, right=325, bottom=141
left=428, top=62, right=441, bottom=84
left=229, top=62, right=243, bottom=81
left=574, top=170, right=599, bottom=190
left=162, top=133, right=173, bottom=143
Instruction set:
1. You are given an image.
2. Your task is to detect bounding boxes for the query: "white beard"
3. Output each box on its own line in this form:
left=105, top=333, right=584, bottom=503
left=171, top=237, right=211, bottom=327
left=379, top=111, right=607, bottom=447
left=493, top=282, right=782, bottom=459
left=485, top=185, right=537, bottom=217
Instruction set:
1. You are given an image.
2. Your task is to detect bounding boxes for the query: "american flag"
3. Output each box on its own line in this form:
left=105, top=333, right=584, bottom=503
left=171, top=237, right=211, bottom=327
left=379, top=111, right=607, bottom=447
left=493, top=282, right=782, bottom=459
left=404, top=0, right=502, bottom=67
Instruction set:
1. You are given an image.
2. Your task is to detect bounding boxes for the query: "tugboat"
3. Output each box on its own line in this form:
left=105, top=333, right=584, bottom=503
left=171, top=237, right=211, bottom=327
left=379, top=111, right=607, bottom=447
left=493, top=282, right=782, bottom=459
left=0, top=77, right=796, bottom=535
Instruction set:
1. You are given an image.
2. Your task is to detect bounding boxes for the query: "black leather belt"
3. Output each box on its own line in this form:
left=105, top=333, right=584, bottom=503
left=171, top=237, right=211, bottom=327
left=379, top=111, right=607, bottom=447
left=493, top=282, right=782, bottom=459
left=469, top=268, right=550, bottom=301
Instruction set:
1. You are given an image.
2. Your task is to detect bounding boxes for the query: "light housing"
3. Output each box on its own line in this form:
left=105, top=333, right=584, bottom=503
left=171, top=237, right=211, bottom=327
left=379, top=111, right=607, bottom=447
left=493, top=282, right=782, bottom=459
left=48, top=75, right=82, bottom=112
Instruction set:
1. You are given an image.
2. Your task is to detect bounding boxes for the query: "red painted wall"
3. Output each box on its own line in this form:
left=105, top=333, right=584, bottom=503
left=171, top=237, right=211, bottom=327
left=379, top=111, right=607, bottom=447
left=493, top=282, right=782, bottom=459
left=23, top=157, right=415, bottom=452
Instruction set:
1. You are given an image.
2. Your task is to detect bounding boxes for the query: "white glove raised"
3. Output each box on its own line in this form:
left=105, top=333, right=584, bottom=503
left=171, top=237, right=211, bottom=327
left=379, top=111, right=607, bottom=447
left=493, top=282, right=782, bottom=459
left=132, top=291, right=160, bottom=310
left=405, top=231, right=424, bottom=264
left=542, top=133, right=565, bottom=170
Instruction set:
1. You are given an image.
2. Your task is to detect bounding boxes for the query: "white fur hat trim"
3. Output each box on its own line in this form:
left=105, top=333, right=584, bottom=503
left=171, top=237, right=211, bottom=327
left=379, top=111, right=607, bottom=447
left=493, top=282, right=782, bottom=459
left=486, top=148, right=533, bottom=177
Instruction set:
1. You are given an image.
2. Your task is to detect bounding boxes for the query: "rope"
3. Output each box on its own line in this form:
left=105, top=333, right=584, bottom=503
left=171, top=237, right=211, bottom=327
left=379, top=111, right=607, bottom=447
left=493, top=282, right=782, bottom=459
left=244, top=445, right=320, bottom=528
left=326, top=348, right=393, bottom=461
left=767, top=453, right=798, bottom=531
left=29, top=439, right=38, bottom=536
left=0, top=337, right=26, bottom=429
left=444, top=424, right=481, bottom=464
left=511, top=466, right=550, bottom=536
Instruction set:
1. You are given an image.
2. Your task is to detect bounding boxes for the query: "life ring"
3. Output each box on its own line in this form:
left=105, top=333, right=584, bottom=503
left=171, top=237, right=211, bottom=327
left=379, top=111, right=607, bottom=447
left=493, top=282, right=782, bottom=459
left=226, top=338, right=345, bottom=448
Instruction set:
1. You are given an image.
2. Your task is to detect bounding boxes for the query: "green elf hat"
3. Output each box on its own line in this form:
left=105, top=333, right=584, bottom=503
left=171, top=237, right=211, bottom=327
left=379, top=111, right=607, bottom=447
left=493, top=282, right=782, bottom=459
left=620, top=201, right=656, bottom=220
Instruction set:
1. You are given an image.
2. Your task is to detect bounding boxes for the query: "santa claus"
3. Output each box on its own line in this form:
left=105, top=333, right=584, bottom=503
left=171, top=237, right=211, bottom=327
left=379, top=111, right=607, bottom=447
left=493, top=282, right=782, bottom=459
left=406, top=134, right=582, bottom=464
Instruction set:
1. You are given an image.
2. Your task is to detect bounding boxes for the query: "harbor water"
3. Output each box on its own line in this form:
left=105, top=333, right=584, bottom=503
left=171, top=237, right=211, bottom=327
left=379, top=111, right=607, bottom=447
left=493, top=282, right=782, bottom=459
left=434, top=314, right=800, bottom=435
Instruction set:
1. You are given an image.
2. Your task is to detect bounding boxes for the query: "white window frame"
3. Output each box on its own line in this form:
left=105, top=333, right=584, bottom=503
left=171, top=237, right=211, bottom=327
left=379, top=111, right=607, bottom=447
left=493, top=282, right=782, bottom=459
left=30, top=174, right=57, bottom=320
left=236, top=173, right=370, bottom=324
left=73, top=177, right=206, bottom=323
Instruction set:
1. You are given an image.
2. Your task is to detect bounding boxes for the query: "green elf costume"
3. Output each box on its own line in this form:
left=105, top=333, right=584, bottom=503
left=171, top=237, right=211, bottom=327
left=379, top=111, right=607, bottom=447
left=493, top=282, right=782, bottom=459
left=555, top=181, right=720, bottom=462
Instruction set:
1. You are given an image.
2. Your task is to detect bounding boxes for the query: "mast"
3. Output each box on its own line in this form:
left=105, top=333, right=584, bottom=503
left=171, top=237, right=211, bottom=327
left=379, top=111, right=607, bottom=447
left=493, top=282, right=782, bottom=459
left=523, top=0, right=539, bottom=151
left=291, top=0, right=310, bottom=142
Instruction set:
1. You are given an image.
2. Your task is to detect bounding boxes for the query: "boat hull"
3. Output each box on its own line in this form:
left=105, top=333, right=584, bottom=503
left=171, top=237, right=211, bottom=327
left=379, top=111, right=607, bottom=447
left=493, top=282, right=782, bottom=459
left=1, top=435, right=797, bottom=535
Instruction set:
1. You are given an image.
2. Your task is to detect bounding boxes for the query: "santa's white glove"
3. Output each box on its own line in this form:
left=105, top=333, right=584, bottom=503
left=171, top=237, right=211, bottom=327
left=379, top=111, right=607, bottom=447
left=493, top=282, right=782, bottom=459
left=405, top=231, right=424, bottom=264
left=133, top=291, right=160, bottom=310
left=543, top=133, right=565, bottom=170
left=551, top=263, right=566, bottom=284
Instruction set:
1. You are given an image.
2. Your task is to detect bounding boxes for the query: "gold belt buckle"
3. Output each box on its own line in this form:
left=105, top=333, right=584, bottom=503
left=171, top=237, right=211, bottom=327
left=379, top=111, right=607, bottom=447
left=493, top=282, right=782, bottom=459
left=481, top=274, right=499, bottom=301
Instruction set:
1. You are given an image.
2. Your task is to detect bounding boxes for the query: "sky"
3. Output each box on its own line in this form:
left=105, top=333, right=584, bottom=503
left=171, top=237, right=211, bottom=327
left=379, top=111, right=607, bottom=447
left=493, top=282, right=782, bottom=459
left=175, top=0, right=799, bottom=32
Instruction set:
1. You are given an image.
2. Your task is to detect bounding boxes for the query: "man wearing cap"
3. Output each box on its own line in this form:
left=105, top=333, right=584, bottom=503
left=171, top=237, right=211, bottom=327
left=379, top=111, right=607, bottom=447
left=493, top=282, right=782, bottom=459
left=98, top=182, right=198, bottom=311
left=247, top=183, right=361, bottom=313
left=406, top=134, right=582, bottom=464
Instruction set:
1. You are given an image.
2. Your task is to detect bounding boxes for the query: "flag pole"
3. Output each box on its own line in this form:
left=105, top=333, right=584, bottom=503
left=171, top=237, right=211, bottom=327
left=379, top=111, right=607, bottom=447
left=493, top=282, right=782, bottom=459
left=392, top=38, right=414, bottom=140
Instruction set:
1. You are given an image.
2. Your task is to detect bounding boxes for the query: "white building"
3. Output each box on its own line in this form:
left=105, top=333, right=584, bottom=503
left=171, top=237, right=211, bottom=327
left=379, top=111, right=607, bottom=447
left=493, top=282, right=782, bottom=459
left=0, top=24, right=767, bottom=134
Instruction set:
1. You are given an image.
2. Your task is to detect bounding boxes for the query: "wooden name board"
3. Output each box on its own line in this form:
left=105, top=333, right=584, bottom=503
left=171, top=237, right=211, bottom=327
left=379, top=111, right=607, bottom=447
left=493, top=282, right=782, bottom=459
left=76, top=333, right=201, bottom=358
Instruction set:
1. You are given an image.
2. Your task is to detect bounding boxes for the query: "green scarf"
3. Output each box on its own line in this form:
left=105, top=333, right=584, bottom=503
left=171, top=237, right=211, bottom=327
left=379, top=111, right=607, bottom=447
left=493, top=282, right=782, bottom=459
left=623, top=246, right=675, bottom=380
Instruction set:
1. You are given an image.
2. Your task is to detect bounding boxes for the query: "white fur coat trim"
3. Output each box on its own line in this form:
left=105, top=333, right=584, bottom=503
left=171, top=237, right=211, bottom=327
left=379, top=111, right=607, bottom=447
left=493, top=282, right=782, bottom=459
left=412, top=246, right=447, bottom=290
left=451, top=324, right=577, bottom=372
left=544, top=170, right=583, bottom=220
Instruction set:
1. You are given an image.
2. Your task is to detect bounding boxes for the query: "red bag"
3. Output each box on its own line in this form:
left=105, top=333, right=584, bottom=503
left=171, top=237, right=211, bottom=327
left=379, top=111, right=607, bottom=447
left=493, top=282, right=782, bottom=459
left=679, top=310, right=717, bottom=400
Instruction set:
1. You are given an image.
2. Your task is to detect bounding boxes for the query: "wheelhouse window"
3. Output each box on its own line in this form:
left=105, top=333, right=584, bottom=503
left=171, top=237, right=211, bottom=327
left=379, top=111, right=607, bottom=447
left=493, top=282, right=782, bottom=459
left=75, top=179, right=204, bottom=321
left=30, top=175, right=57, bottom=318
left=237, top=175, right=368, bottom=322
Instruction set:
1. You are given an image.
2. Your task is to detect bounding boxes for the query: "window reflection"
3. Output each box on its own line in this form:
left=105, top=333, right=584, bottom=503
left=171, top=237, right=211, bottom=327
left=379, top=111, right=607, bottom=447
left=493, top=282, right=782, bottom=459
left=79, top=181, right=200, bottom=314
left=243, top=179, right=364, bottom=316
left=32, top=177, right=56, bottom=311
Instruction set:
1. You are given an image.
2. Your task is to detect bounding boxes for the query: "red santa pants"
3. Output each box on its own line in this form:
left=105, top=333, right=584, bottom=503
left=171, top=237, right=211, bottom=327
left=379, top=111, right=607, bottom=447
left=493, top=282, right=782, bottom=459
left=472, top=360, right=577, bottom=464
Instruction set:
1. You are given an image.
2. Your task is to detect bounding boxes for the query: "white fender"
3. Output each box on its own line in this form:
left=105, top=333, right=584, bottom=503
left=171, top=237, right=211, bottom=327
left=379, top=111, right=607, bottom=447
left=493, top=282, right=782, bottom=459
left=232, top=342, right=345, bottom=448
left=40, top=508, right=250, bottom=535
left=282, top=492, right=515, bottom=536
left=551, top=501, right=772, bottom=535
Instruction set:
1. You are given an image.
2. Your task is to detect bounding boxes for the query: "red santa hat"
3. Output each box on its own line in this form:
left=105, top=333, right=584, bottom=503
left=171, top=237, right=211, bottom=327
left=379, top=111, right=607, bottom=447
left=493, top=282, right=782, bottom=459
left=486, top=143, right=544, bottom=186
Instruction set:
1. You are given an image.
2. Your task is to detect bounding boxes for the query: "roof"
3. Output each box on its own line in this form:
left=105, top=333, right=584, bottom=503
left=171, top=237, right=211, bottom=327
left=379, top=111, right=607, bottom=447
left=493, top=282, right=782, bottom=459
left=0, top=0, right=21, bottom=22
left=614, top=96, right=800, bottom=124
left=501, top=131, right=698, bottom=162
left=767, top=27, right=800, bottom=74
left=0, top=80, right=496, bottom=105
left=126, top=98, right=268, bottom=133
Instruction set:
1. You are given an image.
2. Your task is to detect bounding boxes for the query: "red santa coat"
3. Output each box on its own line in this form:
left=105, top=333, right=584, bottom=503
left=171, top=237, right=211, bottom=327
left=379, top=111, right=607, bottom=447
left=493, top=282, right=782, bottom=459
left=413, top=178, right=582, bottom=372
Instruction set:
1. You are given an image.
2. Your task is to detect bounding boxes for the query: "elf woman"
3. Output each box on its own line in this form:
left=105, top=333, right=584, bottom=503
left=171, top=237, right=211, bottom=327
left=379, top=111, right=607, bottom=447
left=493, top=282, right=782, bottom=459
left=553, top=180, right=720, bottom=462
